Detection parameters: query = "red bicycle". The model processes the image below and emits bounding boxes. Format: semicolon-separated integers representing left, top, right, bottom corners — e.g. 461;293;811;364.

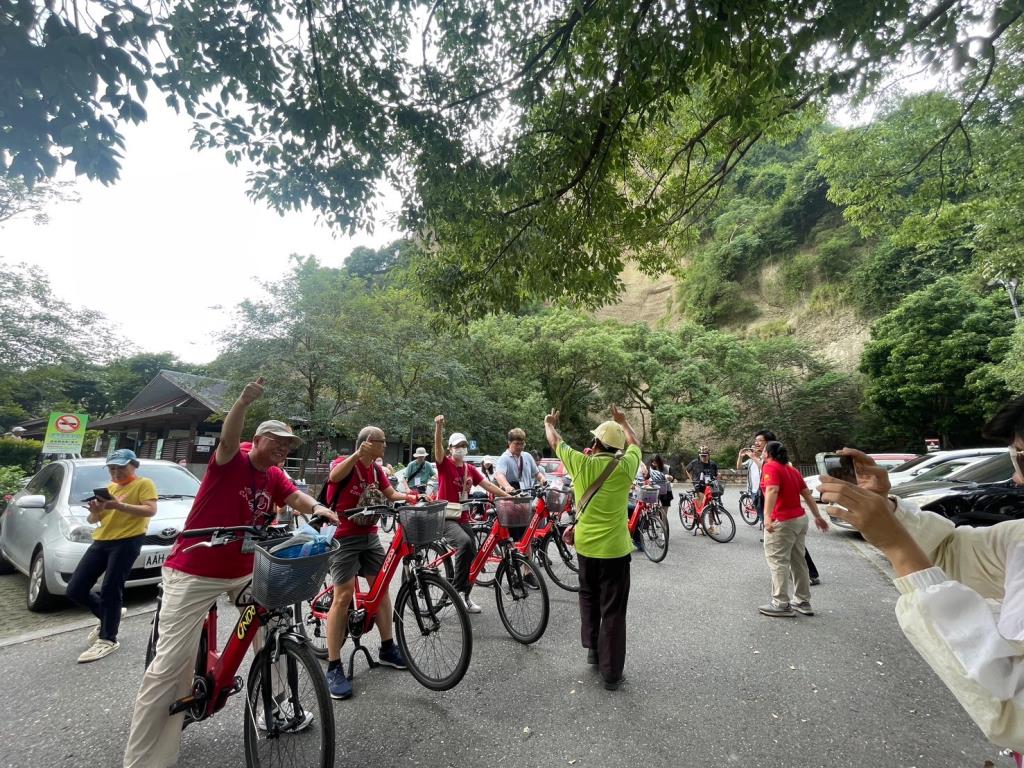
145;524;336;768
628;483;670;562
295;501;473;690
677;481;736;542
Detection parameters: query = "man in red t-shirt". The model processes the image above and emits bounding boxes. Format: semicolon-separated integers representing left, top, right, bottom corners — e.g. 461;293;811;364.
434;414;509;614
321;425;412;701
124;378;338;768
759;441;829;619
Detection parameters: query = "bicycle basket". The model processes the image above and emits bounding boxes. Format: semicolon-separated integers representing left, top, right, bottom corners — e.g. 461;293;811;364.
495;497;532;528
544;487;571;515
252;536;339;609
398;502;447;547
639;486;660;504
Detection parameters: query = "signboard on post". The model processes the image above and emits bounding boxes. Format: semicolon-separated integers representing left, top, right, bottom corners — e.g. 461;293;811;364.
469;439;478;451
41;412;89;454
925;438;941;453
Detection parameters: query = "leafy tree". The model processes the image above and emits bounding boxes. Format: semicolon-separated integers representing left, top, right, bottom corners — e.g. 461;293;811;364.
860;277;1014;447
9;0;1023;313
0;175;78;225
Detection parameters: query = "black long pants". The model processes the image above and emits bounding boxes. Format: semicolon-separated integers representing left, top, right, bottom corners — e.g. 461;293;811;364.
442;521;477;594
578;553;631;684
66;536;143;642
805;548;819;579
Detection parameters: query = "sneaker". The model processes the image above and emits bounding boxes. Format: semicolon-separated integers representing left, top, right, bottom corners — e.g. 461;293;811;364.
603;674;626;691
586;648;599;666
325;667;353;700
78;639;119;663
461;594;482;614
257;697;315;732
758;603;796;618
810;577;821;586
792;602;814;616
87;607;128;646
377;644;408;670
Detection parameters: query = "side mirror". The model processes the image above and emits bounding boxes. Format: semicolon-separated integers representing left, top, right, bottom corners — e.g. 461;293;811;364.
18;495;46;509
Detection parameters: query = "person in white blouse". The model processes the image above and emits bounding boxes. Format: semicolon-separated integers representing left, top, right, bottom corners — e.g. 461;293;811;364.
818;396;1024;757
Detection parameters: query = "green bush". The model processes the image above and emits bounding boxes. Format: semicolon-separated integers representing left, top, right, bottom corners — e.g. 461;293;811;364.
0;465;27;508
0;438;42;471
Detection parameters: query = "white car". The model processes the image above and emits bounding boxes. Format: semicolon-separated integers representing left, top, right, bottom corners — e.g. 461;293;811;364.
0;459;199;611
886;448;1007;489
803;453;919;501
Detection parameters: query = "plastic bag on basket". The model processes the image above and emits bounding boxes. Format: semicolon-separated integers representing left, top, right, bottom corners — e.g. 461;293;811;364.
271;529;331;559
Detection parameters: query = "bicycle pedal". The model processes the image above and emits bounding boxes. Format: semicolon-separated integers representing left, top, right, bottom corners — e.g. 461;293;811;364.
169;695;197;716
230;676;244;695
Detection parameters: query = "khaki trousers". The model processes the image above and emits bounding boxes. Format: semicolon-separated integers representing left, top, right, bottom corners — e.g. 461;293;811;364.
123;567;254;768
763;515;811;608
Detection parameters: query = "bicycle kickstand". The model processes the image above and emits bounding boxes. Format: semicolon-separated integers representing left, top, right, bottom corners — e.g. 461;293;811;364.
346;636;378;680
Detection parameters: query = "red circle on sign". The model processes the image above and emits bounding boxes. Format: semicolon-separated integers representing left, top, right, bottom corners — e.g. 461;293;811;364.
55;415;81;433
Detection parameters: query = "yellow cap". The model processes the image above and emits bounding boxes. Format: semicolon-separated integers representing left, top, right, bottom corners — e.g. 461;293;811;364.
591;421;626;450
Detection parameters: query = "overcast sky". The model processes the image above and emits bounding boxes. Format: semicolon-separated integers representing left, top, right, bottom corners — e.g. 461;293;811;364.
0;99;400;365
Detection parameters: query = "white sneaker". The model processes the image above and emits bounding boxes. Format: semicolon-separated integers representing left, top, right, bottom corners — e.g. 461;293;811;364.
461;594;482;614
78;639;119;663
86;607;128;646
257;698;315;732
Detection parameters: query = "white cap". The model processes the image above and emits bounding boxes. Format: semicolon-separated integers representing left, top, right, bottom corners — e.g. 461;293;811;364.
413;447;428;458
448;432;468;448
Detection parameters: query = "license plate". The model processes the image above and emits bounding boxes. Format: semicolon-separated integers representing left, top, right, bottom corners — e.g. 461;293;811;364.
144;552;167;569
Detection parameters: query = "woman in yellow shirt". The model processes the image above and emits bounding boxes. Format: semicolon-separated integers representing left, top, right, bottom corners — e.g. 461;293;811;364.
67;449;157;663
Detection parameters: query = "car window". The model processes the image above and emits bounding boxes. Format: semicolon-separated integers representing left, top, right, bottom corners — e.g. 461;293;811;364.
912;459;978;482
890;455;936;473
25;464;65;508
69;464;201;502
946;452;1013;483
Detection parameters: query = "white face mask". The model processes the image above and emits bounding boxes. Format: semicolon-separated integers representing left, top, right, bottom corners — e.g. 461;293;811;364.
452;447;468;459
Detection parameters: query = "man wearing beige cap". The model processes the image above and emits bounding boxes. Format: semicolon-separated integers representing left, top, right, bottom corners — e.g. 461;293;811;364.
123;378;339;768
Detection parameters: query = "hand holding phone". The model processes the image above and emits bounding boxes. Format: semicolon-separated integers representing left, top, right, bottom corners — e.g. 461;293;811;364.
816;453;857;484
93;487;114;501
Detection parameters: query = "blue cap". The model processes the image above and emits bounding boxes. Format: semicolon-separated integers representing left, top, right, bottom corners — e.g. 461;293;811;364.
106;448;138;466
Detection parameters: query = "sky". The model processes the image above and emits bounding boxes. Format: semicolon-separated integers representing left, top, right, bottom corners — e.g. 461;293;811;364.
0;99;400;365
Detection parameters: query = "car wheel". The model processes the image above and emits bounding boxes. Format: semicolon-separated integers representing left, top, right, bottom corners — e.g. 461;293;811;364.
27;549;58;612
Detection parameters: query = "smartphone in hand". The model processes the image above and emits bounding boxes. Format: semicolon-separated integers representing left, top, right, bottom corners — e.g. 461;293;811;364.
92;487;114;501
815;453;857;483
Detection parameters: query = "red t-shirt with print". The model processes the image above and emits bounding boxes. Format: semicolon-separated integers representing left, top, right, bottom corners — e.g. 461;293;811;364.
165;450;297;579
326;457;392;538
761;459;807;522
436;456;484;524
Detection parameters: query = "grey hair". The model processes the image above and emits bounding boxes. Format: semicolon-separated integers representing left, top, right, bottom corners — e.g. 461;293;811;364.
355;426;384;450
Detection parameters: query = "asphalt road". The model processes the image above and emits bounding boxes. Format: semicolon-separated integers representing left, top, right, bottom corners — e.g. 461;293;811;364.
0;487;1001;768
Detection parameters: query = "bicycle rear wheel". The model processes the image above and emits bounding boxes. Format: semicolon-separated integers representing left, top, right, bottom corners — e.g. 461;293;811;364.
739;493;759;526
293;581;333;660
494;551;549;644
701;502;736;543
243;636;335;768
394;570;472;691
678;495;696;530
541;532;580;592
640;507;669;563
472;526;499;588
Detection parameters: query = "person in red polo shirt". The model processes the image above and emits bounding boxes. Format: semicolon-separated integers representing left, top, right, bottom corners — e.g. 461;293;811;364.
123;378;338;768
759;440;829;618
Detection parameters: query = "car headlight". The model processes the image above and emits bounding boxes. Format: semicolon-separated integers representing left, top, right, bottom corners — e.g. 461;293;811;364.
59;515;96;543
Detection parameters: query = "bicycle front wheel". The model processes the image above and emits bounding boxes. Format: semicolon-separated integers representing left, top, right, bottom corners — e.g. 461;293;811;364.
701;502;736;543
395;570;472;691
293;581;333;660
541;532;580;592
739;493;759;526
678;496;696;530
640;507;669;563
494;551;550;644
243;636;335;768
